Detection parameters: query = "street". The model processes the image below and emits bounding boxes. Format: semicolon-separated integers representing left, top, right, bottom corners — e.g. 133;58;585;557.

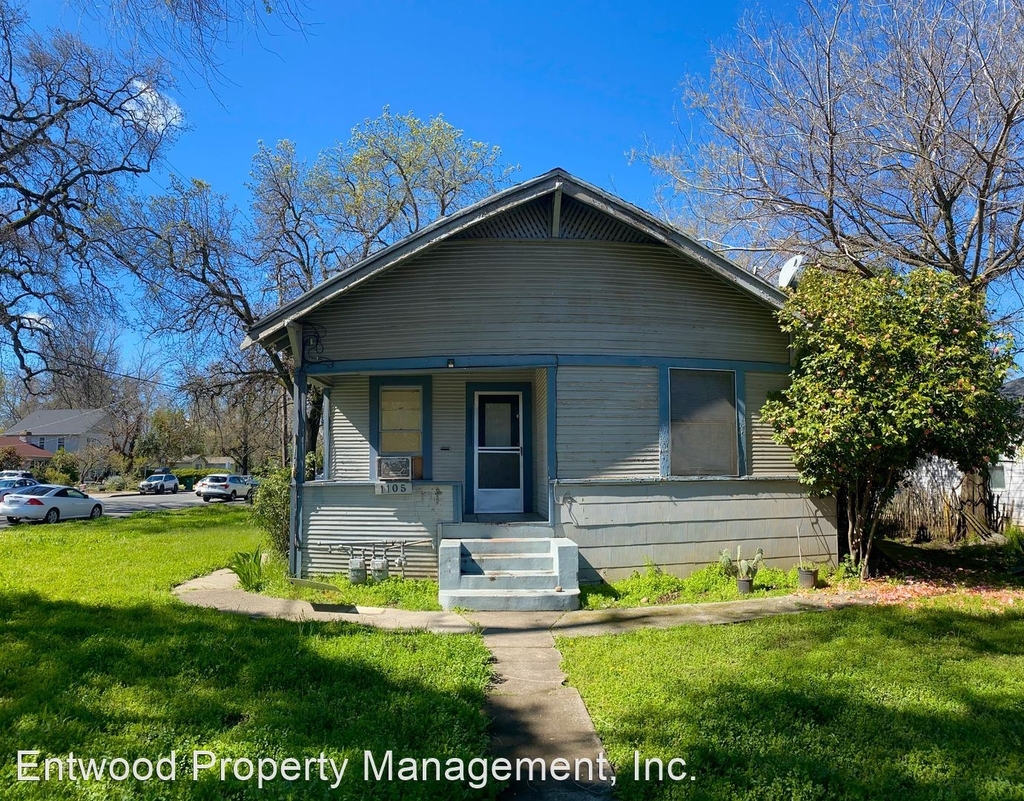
0;489;233;529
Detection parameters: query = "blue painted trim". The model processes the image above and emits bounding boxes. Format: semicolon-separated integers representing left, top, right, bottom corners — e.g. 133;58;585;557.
735;371;748;477
289;366;308;577
546;367;557;480
465;382;534;515
665;367;742;478
304;354;791;375
307;355;556;374
321;386;331;481
658;367;671;477
546;367;557;525
368;376;433;480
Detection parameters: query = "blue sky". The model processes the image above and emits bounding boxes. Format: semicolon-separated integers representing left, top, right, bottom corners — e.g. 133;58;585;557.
35;0;756;213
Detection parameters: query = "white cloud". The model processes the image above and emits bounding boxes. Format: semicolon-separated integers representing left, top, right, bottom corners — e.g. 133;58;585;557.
126;81;183;135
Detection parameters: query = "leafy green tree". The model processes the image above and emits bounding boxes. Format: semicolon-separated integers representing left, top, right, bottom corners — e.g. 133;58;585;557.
0;446;21;471
46;449;80;485
762;267;1022;577
138;408;201;468
108;109;515;466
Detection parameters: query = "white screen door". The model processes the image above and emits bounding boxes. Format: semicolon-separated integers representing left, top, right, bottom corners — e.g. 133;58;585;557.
474;393;523;513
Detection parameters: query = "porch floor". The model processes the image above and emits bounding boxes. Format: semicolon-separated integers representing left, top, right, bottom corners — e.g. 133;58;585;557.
463;512;547;524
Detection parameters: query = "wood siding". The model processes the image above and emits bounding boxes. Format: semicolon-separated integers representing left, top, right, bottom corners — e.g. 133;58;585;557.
746;372;798;476
300;483;455;578
556;366;660;479
305;240;789;363
330;375;370;480
553;480;836;581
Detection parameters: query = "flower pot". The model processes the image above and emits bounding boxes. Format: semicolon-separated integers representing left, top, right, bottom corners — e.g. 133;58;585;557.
736;577;754;594
798;568;818;590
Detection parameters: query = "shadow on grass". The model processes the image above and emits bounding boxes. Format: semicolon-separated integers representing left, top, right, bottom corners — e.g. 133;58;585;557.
561;604;1024;801
876;539;1024;590
0;592;495;800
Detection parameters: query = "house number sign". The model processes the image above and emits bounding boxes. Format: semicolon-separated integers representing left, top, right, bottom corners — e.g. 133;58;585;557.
375;482;412;495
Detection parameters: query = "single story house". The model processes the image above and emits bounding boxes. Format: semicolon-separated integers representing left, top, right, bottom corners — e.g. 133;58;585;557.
0;435;54;470
4;409;110;455
172;455;237;472
245;169;837;610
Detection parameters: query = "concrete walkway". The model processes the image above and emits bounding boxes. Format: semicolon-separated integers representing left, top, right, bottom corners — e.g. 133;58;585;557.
173;569;476;634
173;573;874;800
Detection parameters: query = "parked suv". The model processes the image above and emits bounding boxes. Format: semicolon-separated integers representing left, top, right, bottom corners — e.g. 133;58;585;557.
0;470;35;480
138;473;180;494
200;474;253;502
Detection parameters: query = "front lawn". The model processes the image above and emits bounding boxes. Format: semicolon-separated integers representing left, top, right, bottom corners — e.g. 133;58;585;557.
558;596;1024;800
0;507;494;800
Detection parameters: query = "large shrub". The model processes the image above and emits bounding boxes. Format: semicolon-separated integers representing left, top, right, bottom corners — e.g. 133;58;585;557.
249;468;290;557
763;267;1023;576
47;449;79;484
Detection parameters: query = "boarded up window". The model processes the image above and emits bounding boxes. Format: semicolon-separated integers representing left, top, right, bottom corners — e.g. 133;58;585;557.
670;370;738;476
379;387;424;479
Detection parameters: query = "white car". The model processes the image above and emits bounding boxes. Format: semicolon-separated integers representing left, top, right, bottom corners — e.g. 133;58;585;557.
2;484;104;524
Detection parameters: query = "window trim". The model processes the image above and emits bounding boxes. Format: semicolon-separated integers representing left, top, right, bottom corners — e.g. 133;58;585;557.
368;376;432;481
663;367;742;478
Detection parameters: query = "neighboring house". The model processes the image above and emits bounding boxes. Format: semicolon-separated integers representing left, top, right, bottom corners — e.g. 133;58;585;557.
3;409;110;455
0;435;54;470
172;455;237;472
245;169;837;610
897;378;1024;534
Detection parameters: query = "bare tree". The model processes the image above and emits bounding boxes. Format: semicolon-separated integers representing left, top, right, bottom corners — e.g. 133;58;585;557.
107;110;516;463
37;327;121;409
68;0;305;82
0;1;178;381
646;0;1024;286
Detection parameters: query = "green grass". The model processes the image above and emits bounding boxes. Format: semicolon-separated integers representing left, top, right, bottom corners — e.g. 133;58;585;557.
558;596;1024;800
0;507;494;799
579;562;814;609
259;552;443;611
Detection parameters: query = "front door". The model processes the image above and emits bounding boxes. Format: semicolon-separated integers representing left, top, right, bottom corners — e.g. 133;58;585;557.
474;393;523;513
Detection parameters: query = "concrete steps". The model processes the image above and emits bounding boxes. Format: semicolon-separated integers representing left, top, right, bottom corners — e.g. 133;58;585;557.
439;536;580;612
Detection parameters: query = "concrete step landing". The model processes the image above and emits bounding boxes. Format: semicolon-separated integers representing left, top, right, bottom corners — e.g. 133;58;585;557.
438;537;580;612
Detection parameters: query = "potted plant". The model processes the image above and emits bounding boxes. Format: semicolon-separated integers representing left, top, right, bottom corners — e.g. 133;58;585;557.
797;561;819;589
796;525;819;589
720;546;764;594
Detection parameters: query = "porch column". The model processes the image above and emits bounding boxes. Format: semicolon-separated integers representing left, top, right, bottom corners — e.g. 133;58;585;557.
287;322;307;577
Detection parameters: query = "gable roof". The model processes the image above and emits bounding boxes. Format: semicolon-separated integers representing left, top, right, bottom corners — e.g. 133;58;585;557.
5;409;109;436
244;168;787;352
0;435;53;459
1003;377;1024;400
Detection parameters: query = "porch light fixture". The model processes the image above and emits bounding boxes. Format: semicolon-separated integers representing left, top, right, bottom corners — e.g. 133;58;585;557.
447;358;455;368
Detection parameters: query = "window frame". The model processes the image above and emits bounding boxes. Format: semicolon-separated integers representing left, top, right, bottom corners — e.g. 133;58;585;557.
368;376;432;481
666;367;741;478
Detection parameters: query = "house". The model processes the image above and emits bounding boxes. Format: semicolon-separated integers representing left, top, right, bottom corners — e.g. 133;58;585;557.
0;435;54;470
3;409;109;455
172;455;237;472
245;169;837;610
